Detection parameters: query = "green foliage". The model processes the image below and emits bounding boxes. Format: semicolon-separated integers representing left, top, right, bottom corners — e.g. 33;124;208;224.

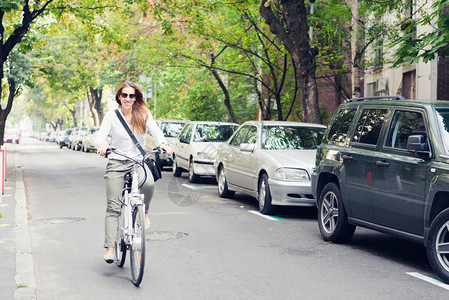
5;0;447;130
150;67;232;122
391;0;449;67
312;0;350;76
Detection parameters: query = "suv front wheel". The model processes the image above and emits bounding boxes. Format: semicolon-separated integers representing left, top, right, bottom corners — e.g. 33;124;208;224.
426;208;449;283
318;182;355;243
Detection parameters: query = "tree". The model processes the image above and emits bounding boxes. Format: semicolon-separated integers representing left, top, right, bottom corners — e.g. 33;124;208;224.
148;1;300;122
0;0;55;145
259;0;321;124
311;0;352;107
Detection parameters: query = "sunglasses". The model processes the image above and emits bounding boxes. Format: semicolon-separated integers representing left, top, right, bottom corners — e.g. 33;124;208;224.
120;92;136;99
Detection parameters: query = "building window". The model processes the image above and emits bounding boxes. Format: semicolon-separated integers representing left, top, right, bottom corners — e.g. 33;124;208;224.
374;40;383;70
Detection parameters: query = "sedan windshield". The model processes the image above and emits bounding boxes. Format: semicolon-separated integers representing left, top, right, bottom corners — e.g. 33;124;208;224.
262;126;325;150
193;124;237;142
161;122;185;137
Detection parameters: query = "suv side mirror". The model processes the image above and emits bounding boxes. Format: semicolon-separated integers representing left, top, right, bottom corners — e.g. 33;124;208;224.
180;137;190;144
407;135;431;158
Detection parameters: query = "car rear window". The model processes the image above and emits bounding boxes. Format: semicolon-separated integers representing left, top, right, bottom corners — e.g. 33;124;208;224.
352;108;388;145
327;108;356;142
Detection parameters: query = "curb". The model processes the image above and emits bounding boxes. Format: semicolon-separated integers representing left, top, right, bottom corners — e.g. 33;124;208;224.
14;159;36;299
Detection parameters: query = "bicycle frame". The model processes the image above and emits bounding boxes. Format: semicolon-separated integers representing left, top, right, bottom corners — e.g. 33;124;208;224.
118;164;145;249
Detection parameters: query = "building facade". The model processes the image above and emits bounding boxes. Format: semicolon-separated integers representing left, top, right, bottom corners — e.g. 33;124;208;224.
364;1;446;100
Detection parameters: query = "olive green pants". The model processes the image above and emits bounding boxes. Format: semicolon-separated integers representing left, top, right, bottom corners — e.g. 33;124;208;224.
103;159;155;248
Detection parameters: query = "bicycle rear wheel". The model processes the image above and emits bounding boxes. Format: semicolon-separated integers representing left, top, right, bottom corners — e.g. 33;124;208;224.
130;205;146;286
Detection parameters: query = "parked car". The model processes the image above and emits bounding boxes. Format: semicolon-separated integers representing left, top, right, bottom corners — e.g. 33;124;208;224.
172;121;238;182
81;127;99;152
58;128;73;148
71;127;87;151
68;127;79;149
4;128;20;144
312;96;449;284
144;119;188;168
215;121;326;214
49;131;57;143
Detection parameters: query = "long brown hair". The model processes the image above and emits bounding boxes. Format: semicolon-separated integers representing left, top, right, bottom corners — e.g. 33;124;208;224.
115;81;149;134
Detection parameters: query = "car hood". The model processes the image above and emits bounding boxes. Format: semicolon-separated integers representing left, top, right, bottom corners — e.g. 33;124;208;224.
264;149;317;171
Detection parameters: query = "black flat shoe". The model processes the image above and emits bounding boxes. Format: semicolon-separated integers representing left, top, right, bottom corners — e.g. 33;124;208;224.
103;253;114;264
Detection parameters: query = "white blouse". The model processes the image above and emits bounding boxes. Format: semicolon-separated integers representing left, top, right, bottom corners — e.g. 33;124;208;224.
95;108;166;161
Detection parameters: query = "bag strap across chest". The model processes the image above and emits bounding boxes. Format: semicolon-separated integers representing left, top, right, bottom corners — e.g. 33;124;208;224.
115;109;146;156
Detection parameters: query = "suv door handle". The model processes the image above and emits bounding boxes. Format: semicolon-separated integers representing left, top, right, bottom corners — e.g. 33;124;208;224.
376;160;390;167
342;154;353;162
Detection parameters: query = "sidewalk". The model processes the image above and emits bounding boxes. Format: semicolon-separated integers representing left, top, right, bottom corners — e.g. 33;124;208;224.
0;145;36;299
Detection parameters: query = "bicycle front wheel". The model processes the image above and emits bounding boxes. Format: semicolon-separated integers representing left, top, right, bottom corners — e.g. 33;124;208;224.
115;237;126;268
115;200;127;267
130;205;146;286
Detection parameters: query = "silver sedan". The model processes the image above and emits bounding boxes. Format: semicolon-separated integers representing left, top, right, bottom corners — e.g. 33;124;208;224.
214;120;326;215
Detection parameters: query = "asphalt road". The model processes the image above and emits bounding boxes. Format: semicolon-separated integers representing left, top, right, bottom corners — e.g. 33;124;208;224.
14;137;449;299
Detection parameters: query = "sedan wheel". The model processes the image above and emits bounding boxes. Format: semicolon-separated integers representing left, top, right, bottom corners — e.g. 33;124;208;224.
217;166;234;198
172;156;182;177
258;173;274;215
318;182;355;243
188;160;200;183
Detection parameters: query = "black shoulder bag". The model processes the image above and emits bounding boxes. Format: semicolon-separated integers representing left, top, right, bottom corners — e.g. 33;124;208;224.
115;109;162;182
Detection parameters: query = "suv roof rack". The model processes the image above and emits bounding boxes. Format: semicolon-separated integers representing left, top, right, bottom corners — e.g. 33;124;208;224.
346;96;406;102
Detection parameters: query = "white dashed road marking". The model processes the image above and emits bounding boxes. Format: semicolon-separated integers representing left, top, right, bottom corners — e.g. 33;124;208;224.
248;210;280;221
407;272;449;290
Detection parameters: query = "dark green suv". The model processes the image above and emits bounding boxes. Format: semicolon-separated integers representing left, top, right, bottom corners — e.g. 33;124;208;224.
311;96;449;283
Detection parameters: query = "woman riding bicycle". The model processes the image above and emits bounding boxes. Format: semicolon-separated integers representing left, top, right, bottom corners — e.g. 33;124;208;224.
96;81;173;263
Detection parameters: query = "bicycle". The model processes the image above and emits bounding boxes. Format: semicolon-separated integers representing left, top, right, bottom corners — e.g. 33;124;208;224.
105;147;163;286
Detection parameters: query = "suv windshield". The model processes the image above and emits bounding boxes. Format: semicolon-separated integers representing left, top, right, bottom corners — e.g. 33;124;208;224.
161;122;185;137
193;124;236;142
262;126;325;150
436;108;449;154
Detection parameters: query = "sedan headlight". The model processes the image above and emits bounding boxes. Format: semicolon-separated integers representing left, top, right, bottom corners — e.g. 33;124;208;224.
274;168;310;181
196;152;215;160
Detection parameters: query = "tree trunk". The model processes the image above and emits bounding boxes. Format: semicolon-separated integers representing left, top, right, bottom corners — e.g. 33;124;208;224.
0;79;17;146
260;0;322;124
89;87;103;125
209;68;239;123
351;0;361;98
70;109;78;128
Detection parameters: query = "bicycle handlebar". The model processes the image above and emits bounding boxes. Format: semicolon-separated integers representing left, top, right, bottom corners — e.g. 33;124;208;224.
104;147;165;159
104;147;165;189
